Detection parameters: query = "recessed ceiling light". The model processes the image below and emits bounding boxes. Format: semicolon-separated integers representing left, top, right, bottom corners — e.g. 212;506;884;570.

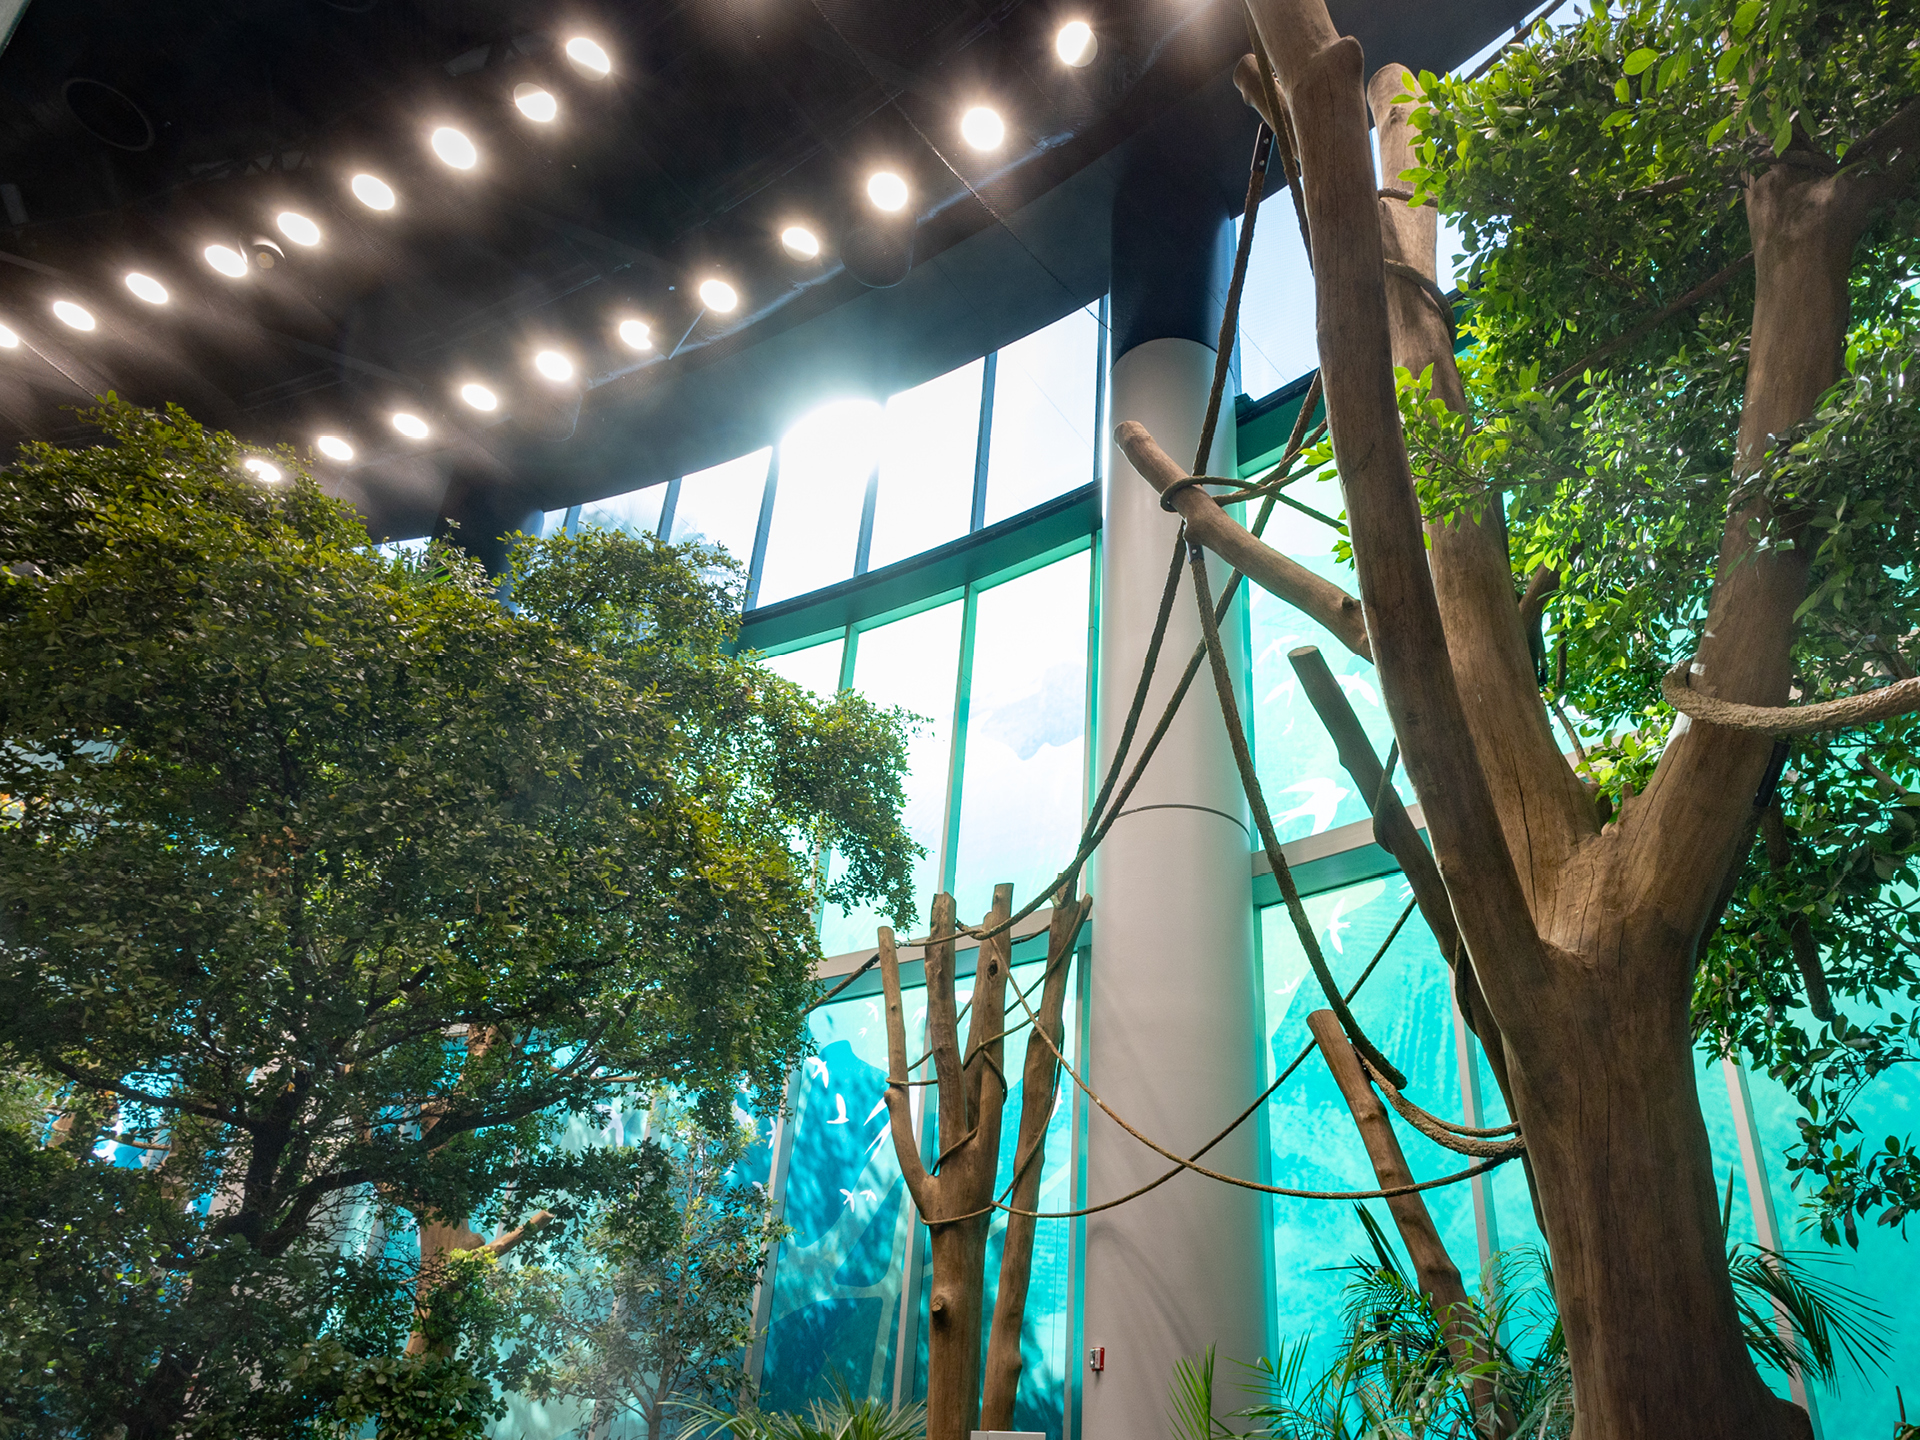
204;244;248;278
1056;20;1096;66
0;323;17;348
565;36;612;76
533;350;573;381
617;318;651;350
392;412;430;439
243;457;282;482
52;300;95;330
352;173;396;210
460;382;499;411
277;211;322;247
781;225;821;260
514;83;558;122
960;106;1005;152
430;127;479;169
315;435;354;461
697;278;738;313
125;272;169;304
866;170;909;212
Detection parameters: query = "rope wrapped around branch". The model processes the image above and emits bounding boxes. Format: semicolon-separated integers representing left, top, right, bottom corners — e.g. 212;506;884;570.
1663;661;1920;737
1362;1061;1527;1160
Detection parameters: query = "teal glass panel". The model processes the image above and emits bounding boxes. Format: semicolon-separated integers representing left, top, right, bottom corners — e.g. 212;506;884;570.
1235;209;1317;404
577;483;665;537
671;448;770;565
951;552;1091;924
869;360;983;572
762;637;845;699
1246;467;1414;844
1745;1052;1920;1431
760;982;928;1408
819;601;965;956
759;399;884;607
537;507;570;538
1259;879;1482;1378
983;308;1100;527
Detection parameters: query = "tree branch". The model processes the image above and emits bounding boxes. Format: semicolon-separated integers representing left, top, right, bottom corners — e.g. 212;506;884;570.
1113;421;1372;660
877;924;935;1214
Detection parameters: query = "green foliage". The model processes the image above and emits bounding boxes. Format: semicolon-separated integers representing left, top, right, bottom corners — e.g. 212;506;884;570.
292;1342;495;1440
0;400;917;1434
675;1384;928;1440
492;1101;782;1436
1168;1214;1887;1438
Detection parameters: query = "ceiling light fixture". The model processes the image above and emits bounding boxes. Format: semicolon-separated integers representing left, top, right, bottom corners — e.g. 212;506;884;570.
315;435;354;461
392;412;430;439
780;225;821;260
514;83;558;122
866;171;909;213
460;382;499;411
351;173;397;210
1056;20;1096;66
697;278;738;313
243;457;282;482
565;36;612;76
960;106;1005;152
430;126;479;169
204;244;249;278
533;349;573;381
52;300;95;330
617;318;651;350
0;323;17;348
125;272;169;304
277;211;322;246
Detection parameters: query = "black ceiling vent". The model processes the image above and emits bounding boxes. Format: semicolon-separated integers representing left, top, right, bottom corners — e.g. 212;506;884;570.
841;216;916;289
61;77;153;151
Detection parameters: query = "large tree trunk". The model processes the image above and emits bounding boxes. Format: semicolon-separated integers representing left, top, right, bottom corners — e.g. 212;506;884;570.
1173;8;1918;1436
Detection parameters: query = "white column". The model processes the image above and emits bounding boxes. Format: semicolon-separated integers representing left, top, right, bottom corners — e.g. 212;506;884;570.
1081;337;1265;1436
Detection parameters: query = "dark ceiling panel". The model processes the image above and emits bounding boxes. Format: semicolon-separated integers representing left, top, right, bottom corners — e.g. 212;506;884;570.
0;0;1531;538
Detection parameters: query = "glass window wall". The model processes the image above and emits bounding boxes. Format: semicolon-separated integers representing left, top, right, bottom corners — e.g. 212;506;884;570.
758;399;884;607
868;360;983;572
672;448;771;565
982;308;1101;528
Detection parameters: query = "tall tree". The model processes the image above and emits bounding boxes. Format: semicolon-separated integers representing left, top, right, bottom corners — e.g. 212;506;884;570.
1120;0;1920;1433
0;402;918;1438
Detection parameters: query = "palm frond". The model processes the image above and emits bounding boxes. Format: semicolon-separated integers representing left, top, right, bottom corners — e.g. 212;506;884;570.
1727;1243;1891;1384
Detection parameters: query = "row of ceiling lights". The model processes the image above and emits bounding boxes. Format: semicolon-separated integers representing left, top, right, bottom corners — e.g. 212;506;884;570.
3;19;1101;480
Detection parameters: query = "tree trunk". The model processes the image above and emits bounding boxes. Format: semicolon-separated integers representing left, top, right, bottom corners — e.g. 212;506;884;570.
980;893;1090;1431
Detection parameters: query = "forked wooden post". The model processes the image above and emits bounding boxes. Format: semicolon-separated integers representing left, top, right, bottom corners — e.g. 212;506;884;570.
877;886;1016;1440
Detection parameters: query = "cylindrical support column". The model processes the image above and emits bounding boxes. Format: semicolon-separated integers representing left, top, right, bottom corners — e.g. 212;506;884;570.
1082;139;1265;1436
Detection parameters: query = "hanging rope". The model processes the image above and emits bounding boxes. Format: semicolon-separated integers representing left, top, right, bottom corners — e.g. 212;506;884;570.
1663;660;1920;737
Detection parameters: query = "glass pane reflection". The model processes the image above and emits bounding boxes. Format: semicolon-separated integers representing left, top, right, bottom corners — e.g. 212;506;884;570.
983;308;1099;528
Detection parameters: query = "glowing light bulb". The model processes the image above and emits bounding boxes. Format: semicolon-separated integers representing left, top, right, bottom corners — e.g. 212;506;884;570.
781;225;820;260
315;435;354;461
392;412;430;439
697;278;738;313
866;171;909;212
352;173;396;210
566;36;612;75
0;323;17;347
460;382;498;411
1056;20;1095;66
205;245;248;277
52;300;95;330
533;350;573;382
430;127;478;169
514;84;558;122
125;272;169;304
277;211;322;246
243;457;282;482
960;106;1005;151
617;319;651;350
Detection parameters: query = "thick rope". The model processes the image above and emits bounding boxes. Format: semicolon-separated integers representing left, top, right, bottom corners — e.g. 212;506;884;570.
1663;661;1920;737
1365;1063;1525;1156
1188;539;1410;1089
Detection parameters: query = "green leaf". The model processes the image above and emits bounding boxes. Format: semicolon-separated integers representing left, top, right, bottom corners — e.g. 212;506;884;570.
1623;47;1659;76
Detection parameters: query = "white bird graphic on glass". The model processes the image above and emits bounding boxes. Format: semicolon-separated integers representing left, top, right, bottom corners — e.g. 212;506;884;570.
1274;776;1348;835
839;1187;877;1207
864;1097;887;1124
826;1093;850;1124
1336;672;1382;708
805;1056;830;1086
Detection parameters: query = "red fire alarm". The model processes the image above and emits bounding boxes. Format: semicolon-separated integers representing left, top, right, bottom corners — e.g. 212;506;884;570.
1088;1346;1105;1372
